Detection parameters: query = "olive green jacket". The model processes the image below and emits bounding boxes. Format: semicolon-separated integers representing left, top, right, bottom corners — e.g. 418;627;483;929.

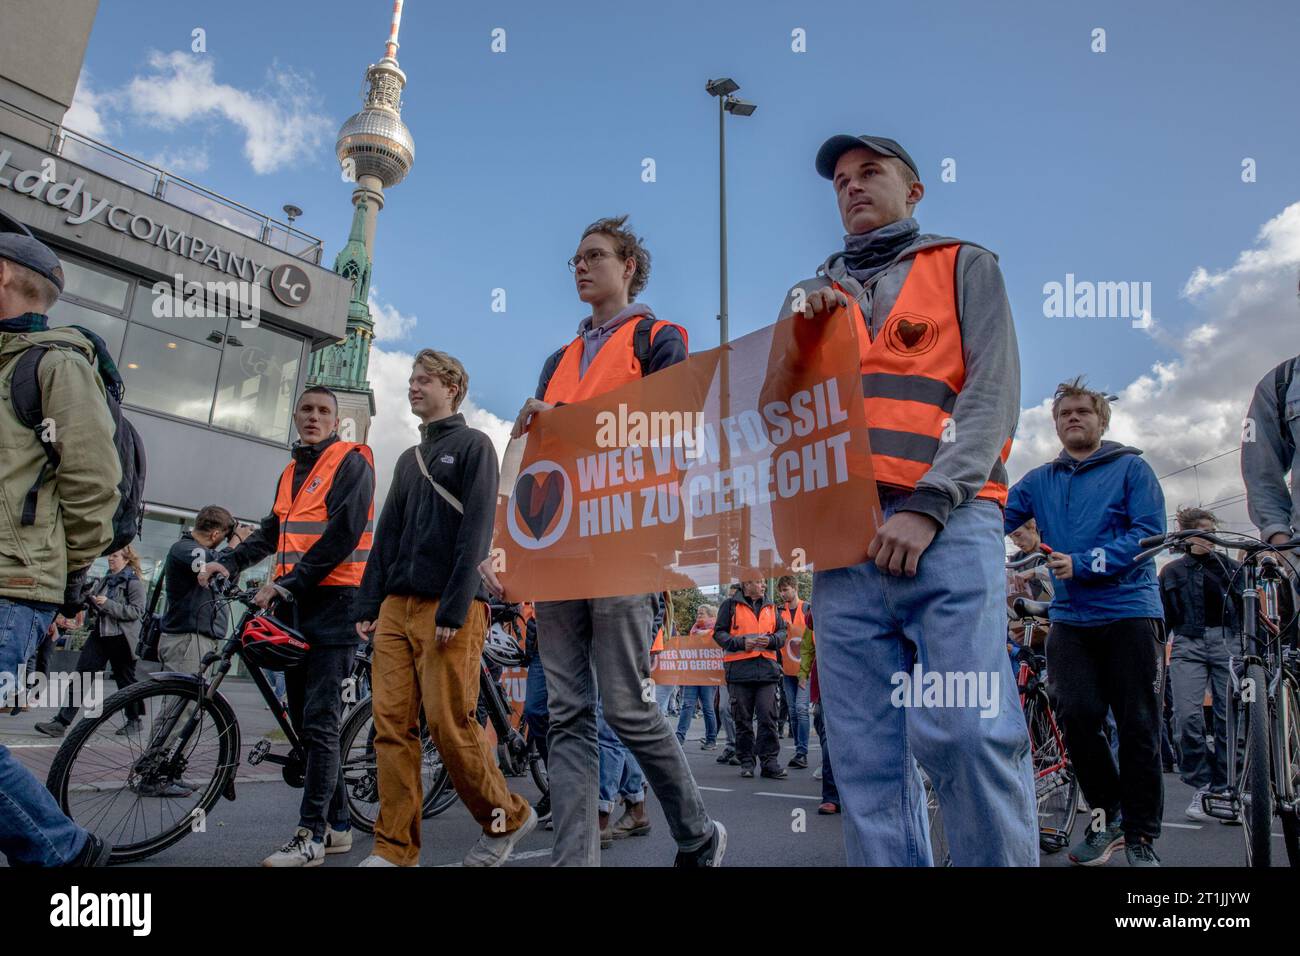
0;325;120;604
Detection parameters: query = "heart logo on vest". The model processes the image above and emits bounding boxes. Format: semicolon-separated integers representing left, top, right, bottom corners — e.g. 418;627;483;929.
506;460;573;550
883;312;939;356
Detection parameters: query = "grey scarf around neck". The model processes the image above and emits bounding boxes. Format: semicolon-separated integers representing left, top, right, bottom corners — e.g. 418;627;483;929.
842;217;919;285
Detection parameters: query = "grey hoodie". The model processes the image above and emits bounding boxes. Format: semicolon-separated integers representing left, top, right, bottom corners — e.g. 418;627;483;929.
777;230;1021;527
1242;355;1300;542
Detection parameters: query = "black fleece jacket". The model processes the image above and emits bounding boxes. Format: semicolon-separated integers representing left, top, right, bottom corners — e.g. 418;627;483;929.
354;414;498;629
218;434;374;644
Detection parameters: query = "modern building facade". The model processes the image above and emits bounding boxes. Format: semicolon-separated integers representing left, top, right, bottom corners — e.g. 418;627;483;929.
0;0;357;589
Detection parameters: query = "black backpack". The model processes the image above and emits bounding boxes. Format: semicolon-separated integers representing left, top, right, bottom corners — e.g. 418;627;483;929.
1275;359;1296;465
10;326;147;555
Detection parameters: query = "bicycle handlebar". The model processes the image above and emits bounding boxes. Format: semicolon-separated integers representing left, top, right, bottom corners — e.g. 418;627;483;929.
1133;529;1300;566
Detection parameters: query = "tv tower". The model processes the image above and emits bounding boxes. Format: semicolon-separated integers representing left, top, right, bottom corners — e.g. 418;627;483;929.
307;0;416;443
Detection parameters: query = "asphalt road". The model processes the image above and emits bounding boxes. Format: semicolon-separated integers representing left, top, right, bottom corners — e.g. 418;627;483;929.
1;683;1285;868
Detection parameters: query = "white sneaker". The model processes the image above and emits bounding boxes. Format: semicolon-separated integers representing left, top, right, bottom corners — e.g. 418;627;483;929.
463;806;538;867
813;766;823;780
1186;790;1211;822
262;827;324;867
324;826;353;855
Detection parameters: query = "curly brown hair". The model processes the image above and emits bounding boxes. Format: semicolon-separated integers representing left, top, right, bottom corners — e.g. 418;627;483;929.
580;215;651;298
1175;506;1217;531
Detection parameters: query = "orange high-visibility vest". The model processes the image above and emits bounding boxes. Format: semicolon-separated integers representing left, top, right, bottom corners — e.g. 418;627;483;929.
778;599;807;677
725;601;779;664
542;317;688;405
833;244;1011;506
272;441;375;587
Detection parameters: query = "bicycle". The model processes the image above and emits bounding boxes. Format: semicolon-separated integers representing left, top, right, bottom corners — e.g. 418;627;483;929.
1135;528;1300;867
338;641;455;833
46;584;334;863
338;602;548;832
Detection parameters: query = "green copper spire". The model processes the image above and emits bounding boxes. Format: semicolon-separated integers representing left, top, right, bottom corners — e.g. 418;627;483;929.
307;199;375;398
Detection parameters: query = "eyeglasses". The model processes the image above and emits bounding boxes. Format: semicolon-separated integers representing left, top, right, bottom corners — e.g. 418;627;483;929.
567;249;620;272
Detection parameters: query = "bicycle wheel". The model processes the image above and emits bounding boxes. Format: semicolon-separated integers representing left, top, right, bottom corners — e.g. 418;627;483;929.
921;771;952;867
46;677;239;864
528;737;549;797
1240;662;1273;867
339;697;451;833
1025;690;1079;853
1278;676;1300;866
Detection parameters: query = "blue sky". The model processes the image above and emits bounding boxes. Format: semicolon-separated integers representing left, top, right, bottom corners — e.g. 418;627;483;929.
71;0;1300;522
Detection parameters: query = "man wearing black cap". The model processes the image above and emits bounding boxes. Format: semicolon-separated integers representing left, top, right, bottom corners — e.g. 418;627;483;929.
0;217;119;866
778;135;1036;866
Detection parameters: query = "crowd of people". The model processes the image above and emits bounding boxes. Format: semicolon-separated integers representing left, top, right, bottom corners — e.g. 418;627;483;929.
0;128;1297;869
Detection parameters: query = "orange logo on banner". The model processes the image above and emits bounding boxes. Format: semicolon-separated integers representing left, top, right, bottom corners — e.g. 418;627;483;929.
652;624;725;686
492;311;881;601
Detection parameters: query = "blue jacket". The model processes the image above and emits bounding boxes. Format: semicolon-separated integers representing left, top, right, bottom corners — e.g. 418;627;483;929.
1004;441;1166;625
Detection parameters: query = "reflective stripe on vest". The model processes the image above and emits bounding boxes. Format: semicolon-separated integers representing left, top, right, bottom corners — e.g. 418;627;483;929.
541;317;689;406
272;441;376;587
725;601;778;664
835;244;1011;506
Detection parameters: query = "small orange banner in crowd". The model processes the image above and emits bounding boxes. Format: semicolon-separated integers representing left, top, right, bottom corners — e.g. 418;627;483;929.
490;311;881;602
652;626;725;686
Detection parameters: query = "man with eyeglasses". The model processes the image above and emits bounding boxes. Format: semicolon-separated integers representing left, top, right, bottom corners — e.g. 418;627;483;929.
482;215;725;867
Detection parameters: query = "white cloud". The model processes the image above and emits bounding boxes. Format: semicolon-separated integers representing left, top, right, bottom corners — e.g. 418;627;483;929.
144;147;210;177
118;51;331;175
365;345;512;508
1010;201;1300;533
367;287;417;342
65;70;111;140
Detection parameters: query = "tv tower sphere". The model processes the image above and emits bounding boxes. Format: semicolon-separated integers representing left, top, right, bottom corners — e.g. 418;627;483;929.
335;1;415;189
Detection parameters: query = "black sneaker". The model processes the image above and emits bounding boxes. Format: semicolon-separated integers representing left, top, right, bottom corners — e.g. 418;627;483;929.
34;720;67;738
787;754;808;769
739;767;755;778
65;833;111;867
534;794;551;826
1125;841;1161;867
716;748;735;764
761;767;789;780
673;821;727;867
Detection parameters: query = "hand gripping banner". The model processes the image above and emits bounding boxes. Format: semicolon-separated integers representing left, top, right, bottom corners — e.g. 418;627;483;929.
489;309;882;601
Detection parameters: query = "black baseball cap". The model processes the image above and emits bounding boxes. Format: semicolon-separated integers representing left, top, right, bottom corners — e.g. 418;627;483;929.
815;134;919;182
0;210;64;292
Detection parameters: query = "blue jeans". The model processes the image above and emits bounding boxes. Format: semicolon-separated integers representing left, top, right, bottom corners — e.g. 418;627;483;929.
596;696;645;813
814;492;1038;866
782;674;810;757
0;599;90;866
675;685;718;744
523;645;549;764
653;682;675;715
813;700;840;805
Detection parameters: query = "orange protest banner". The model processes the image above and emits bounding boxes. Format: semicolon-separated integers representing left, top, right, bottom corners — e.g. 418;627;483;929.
651;624;725;686
490;310;880;601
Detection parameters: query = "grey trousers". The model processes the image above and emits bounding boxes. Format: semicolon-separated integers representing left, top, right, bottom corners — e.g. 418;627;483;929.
717;682;736;747
535;594;713;865
1169;626;1230;791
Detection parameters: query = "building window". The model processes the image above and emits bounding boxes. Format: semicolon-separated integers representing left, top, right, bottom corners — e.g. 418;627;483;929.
119;322;221;423
47;298;127;356
211;319;303;443
60;258;130;313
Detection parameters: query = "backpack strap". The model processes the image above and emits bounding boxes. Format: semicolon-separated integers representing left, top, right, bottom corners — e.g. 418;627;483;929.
10;345;60;527
1275;359;1296;464
633;316;656;377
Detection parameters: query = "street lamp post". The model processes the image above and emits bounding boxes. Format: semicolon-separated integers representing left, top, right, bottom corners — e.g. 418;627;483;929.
704;78;756;348
704;79;756;589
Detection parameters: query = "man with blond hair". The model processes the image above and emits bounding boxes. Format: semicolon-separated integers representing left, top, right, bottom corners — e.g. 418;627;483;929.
1004;377;1167;867
354;349;535;867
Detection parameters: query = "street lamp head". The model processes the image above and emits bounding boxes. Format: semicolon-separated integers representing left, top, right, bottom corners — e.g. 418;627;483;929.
706;77;740;97
724;97;757;117
282;204;303;223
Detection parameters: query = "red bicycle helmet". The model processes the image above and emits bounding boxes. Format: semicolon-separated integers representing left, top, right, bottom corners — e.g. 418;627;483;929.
240;612;310;670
